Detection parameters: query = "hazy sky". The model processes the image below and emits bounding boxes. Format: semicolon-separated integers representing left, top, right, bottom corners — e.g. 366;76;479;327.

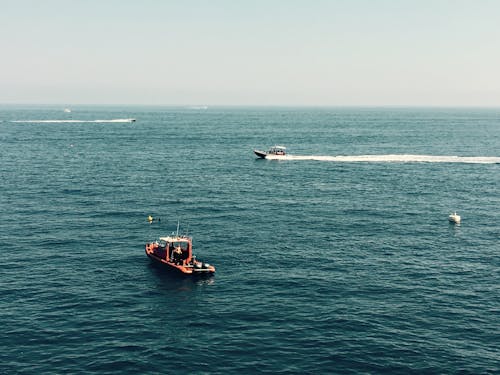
1;0;499;106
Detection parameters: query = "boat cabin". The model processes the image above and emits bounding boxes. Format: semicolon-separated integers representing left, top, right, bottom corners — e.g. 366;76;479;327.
269;145;286;155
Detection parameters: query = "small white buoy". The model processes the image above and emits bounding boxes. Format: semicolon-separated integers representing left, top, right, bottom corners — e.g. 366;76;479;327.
448;212;461;224
147;215;153;223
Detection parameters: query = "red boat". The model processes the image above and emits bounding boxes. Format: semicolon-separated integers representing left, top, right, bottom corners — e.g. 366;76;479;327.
145;233;215;275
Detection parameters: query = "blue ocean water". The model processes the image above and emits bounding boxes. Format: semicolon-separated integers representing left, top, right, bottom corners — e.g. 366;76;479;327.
1;106;499;374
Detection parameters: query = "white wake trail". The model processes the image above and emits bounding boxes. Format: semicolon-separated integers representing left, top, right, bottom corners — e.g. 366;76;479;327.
269;154;500;164
11;118;136;123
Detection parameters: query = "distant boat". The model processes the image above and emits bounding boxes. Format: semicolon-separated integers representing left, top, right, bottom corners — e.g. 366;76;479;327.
448;212;461;224
92;118;136;123
254;145;287;159
64;108;71;113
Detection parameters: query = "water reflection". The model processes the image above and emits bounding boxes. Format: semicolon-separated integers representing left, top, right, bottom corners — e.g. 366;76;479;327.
147;262;215;293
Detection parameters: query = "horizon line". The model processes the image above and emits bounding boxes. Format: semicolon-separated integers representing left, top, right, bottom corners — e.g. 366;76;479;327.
1;102;500;109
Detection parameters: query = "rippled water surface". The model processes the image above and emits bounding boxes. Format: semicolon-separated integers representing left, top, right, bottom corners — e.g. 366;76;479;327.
1;106;499;374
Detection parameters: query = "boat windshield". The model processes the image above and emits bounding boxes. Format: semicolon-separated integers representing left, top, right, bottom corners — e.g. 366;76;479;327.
269;146;286;154
170;240;189;250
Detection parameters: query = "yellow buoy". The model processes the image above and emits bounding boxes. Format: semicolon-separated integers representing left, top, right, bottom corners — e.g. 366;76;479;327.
147;215;153;222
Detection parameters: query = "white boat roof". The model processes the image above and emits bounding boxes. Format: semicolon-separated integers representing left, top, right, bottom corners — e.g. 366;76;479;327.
159;235;191;243
272;145;286;149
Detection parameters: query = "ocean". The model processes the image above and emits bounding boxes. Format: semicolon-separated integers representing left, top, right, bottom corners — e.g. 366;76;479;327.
1;106;499;374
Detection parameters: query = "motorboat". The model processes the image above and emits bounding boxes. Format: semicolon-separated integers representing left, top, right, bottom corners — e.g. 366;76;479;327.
448;212;461;224
145;228;215;275
254;145;287;159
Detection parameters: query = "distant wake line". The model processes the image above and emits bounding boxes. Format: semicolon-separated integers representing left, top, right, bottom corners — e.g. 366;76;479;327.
11;119;136;123
267;154;500;164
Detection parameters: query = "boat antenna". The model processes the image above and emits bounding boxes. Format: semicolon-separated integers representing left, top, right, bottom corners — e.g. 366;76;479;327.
176;220;180;236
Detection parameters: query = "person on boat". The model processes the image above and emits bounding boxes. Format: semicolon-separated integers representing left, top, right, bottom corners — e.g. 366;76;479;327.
173;246;183;264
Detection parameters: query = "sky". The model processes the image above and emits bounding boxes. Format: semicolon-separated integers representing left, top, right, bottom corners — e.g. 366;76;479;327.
1;0;500;106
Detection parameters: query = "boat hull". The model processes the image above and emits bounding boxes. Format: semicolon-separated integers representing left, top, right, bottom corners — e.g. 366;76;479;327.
254;149;267;159
145;247;215;276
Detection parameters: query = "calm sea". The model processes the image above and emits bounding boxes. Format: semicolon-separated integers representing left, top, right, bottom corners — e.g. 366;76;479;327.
1;106;499;374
